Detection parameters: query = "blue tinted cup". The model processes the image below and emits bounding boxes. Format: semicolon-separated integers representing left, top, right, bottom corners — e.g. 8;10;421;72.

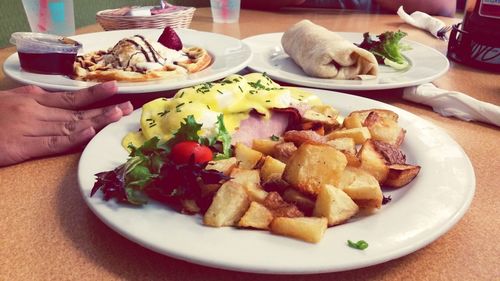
22;0;75;36
210;0;241;23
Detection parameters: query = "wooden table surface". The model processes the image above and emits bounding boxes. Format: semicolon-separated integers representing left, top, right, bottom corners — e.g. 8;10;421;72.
1;7;499;281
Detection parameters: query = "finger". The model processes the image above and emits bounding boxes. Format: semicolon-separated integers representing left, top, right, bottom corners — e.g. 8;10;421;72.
26;106;124;136
34;81;118;109
37;101;133;122
10;84;48;95
19;127;96;160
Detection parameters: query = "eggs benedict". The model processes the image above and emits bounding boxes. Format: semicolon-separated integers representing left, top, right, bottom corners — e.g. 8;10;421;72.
122;73;323;149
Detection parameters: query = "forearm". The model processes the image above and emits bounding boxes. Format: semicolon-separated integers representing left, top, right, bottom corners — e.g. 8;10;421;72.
376;0;456;17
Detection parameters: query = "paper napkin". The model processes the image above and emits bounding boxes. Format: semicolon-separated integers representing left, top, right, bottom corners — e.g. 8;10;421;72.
397;6;447;38
403;83;500;127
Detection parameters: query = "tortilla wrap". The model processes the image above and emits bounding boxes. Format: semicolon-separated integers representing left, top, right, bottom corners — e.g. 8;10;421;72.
281;20;378;80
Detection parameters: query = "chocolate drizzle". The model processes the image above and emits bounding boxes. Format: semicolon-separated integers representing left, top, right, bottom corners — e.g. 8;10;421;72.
124;38;152;62
76;34;189;75
134;35;162;63
126;52;144;68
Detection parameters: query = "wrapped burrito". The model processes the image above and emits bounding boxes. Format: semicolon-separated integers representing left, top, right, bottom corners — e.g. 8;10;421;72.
281;20;378;80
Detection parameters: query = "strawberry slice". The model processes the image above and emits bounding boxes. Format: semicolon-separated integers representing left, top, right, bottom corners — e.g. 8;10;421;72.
158;26;183;51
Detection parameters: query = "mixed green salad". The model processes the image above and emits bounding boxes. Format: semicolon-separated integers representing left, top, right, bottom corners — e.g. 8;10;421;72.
358;30;412;70
91;115;232;213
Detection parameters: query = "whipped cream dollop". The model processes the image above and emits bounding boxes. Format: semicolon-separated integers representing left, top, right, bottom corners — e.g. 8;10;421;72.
104;35;188;70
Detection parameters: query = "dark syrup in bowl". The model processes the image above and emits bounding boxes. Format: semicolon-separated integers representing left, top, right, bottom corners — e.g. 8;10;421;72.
18;52;76;75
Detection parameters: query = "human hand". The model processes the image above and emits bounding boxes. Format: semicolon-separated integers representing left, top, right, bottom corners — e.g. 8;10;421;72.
0;81;133;166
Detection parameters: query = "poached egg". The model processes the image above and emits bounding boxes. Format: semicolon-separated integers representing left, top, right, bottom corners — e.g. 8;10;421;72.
122;73;322;149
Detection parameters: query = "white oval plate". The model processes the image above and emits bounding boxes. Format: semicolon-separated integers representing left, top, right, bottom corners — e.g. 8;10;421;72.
3;28;252;94
242;33;449;91
78;88;474;274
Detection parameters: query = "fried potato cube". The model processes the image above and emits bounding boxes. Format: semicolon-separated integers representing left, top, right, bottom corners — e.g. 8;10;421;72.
230;168;260;188
364;112;406;146
282;188;315;214
337;167;383;209
371;140;406;165
263;192;304;218
262;174;290;193
245;185;269;203
358;140;389;183
272;142;297;164
252;138;281;155
270;217;328;243
343;152;362;167
238;201;274;229
283;144;347;195
260;156;286;183
204;181;250;227
302;105;339;126
343;109;398;129
230;168;268;202
325;139;360;168
283;130;326;146
313;184;359;226
326;127;371;144
235;143;263;169
327;137;356;155
384;164;421;188
205;157;238;176
342;113;365;129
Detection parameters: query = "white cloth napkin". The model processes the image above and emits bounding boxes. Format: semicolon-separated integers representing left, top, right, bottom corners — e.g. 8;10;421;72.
403;83;500;127
397;6;446;38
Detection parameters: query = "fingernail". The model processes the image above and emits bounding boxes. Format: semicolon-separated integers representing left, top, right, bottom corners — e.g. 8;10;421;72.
81;127;96;138
105;106;119;116
117;101;133;113
100;81;117;91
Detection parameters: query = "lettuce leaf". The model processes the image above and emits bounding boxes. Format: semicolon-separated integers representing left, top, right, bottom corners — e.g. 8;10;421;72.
358;30;411;69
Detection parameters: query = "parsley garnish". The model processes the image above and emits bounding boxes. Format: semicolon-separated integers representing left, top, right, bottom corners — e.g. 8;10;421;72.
270;135;280;141
347;240;369;250
146;118;157;128
158;110;169;117
248;79;265;90
175;102;185;112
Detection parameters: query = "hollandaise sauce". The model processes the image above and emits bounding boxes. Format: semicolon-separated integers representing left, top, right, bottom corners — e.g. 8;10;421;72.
122;73;322;149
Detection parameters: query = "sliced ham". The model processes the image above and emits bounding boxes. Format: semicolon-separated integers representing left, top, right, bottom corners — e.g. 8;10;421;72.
231;111;290;146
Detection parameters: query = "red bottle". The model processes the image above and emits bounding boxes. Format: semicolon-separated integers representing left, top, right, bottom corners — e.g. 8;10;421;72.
447;0;500;72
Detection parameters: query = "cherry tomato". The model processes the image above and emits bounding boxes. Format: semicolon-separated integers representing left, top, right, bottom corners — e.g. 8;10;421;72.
170;141;213;164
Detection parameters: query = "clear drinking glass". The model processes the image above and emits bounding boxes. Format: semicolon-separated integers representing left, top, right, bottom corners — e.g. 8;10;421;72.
210;0;241;23
22;0;75;36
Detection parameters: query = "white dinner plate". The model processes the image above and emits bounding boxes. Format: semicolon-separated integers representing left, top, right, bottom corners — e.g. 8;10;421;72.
78;88;474;274
3;28;252;94
242;33;449;91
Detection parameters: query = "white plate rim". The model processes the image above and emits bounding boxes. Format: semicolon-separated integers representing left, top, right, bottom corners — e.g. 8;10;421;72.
78;87;474;274
242;32;450;91
3;28;253;94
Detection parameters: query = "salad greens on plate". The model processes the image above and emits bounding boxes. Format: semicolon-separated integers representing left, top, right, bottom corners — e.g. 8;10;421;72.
91;114;232;212
358;30;412;70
